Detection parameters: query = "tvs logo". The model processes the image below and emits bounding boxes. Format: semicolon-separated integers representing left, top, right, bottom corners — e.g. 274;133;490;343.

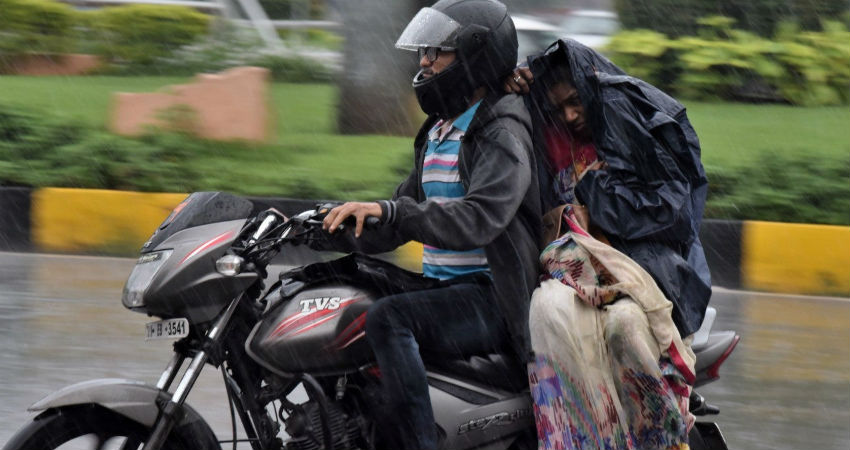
299;297;342;313
268;296;363;339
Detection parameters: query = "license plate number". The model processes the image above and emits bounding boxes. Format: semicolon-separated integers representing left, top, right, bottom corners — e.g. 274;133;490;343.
145;318;189;341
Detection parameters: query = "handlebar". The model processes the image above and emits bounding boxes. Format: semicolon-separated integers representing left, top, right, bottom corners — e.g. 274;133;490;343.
312;203;383;232
230;204;384;265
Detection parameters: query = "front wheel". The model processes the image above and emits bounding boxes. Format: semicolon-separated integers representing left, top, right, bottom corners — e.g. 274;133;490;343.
3;404;189;450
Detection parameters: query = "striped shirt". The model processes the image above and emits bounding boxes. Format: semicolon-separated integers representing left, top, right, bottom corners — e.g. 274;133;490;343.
421;100;490;280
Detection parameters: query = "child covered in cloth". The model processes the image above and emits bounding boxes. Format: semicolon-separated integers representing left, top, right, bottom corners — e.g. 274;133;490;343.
529;206;696;450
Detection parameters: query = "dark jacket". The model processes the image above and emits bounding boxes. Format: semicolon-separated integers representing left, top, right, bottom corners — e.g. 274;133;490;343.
527;40;712;336
326;92;542;360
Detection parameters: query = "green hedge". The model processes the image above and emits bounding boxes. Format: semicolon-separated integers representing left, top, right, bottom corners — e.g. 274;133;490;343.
606;17;850;105
0;104;200;192
705;152;850;226
82;4;211;68
140;21;335;82
0;2;333;82
0;0;77;55
614;0;850;37
259;0;326;20
2;100;847;226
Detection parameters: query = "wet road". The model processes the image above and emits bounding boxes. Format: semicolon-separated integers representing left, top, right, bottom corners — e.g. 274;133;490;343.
1;252;848;449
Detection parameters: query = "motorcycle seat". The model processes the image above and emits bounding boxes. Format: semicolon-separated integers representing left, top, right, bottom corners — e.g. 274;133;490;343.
424;351;528;393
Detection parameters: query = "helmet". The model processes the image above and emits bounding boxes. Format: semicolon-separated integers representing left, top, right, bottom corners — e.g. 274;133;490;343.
396;0;518;119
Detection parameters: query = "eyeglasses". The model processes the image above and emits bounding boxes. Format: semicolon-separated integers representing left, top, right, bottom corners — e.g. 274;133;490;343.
418;47;443;63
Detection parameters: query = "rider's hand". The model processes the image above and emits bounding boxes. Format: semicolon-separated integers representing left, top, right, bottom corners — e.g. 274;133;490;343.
503;67;534;94
323;202;382;238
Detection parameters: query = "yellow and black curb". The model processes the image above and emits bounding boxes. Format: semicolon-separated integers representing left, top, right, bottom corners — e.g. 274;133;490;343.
1;187;847;296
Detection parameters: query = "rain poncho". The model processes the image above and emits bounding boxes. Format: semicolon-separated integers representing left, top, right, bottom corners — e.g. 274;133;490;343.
526;39;712;336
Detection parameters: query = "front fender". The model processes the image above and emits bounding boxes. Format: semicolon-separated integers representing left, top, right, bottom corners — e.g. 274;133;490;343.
29;378;220;449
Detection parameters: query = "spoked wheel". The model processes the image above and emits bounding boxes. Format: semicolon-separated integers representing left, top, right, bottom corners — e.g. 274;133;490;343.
4;404;189;450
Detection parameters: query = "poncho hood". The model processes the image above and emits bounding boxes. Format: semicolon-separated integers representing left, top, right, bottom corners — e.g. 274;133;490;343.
526;39;712;336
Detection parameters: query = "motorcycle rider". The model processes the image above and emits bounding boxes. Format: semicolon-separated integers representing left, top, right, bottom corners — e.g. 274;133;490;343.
318;0;541;448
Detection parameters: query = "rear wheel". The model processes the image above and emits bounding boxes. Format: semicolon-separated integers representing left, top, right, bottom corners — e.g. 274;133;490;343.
506;427;538;450
689;421;730;450
4;404;189;450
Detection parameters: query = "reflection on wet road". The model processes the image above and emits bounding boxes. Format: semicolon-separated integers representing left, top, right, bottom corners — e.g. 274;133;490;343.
1;252;848;449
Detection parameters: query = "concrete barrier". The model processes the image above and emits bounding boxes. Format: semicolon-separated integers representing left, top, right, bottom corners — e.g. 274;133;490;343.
111;67;271;142
0;187;847;296
742;221;850;294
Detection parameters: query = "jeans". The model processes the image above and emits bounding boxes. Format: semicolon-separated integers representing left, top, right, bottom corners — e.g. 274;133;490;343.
365;277;507;450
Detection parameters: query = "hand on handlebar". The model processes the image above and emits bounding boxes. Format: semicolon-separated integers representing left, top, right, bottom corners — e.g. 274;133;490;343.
322;202;383;238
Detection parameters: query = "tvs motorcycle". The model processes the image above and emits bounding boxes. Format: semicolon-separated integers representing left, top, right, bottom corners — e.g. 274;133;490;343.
3;192;739;450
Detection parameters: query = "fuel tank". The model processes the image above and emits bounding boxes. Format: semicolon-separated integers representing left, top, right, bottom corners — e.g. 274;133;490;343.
246;283;378;375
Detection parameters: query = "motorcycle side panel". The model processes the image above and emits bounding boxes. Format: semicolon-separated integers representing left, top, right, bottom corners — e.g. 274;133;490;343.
430;381;533;450
247;284;378;374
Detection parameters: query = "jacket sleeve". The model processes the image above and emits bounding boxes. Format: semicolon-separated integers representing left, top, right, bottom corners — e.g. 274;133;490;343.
309;165;420;255
575;98;694;243
383;125;533;251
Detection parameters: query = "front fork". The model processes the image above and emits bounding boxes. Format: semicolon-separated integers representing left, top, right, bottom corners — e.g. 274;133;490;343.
141;295;244;450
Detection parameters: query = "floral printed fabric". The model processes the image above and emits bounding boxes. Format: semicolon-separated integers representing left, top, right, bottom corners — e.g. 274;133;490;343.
528;213;695;450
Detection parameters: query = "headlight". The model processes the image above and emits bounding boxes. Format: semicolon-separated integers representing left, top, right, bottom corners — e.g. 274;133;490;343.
122;250;173;309
216;254;244;276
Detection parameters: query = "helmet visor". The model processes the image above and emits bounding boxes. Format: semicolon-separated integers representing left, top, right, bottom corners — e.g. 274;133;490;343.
395;7;461;51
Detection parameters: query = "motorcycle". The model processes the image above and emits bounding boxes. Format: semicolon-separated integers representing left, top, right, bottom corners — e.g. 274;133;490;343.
3;192;739;450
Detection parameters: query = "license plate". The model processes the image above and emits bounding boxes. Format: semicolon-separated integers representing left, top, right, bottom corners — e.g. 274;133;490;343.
145;318;189;341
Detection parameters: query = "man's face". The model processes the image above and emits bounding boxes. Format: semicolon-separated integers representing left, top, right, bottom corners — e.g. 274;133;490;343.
419;47;457;78
547;81;588;139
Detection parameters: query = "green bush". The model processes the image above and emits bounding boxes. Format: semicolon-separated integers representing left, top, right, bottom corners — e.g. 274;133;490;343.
606;17;850;105
0;0;77;55
705;152;850;226
0;104;200;192
101;20;335;82
259;0;326;20
772;21;850;105
675;16;785;101
604;30;679;89
614;0;709;37
250;54;333;82
615;0;850;37
83;4;211;68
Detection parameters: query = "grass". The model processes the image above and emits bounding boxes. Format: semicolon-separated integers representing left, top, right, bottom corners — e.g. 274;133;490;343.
0;76;190;126
683;101;850;165
0;75;848;203
0;76;410;200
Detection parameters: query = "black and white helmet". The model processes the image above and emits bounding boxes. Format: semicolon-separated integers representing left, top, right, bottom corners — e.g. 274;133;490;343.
396;0;518;118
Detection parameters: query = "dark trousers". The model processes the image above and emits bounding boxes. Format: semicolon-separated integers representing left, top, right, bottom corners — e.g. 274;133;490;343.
365;278;507;450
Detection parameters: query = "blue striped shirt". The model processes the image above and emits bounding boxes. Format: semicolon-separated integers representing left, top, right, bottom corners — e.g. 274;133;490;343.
421;101;490;280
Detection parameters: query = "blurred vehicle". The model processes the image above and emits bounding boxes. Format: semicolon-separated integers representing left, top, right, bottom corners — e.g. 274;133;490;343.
512;14;562;60
558;9;620;50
